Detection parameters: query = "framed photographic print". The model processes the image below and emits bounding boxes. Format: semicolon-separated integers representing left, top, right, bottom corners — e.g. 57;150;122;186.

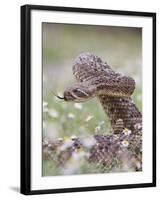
21;4;156;195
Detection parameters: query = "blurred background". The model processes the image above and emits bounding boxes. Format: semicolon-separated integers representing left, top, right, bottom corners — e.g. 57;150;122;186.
42;23;142;176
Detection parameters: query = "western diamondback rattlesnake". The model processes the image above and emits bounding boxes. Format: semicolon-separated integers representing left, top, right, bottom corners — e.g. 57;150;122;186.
43;52;142;172
63;52;142;133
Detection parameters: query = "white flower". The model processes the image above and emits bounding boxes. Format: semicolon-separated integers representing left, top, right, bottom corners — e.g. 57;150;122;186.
68;113;75;119
43;101;49;112
123;128;132;136
70;135;78;140
95;125;101;132
43;101;48;108
85;115;94;122
74;103;82;110
48;109;59;118
121;140;129;147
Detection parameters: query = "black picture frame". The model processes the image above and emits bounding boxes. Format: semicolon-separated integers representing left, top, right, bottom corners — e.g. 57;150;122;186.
21;4;156;195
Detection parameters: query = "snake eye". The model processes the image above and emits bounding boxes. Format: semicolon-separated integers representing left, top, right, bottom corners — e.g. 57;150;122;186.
72;88;88;98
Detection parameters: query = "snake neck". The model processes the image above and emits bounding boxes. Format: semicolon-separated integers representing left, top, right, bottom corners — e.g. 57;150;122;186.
98;95;142;132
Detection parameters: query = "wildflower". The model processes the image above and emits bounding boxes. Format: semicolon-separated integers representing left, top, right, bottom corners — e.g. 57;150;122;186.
68;113;75;119
85;115;94;122
74;103;82;110
70;135;78;140
121;140;129;147
43;101;48;112
48;109;59;118
43;101;48;107
95;125;101;132
123;128;132;136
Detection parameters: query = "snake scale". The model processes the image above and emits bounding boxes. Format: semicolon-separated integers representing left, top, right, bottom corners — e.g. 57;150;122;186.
43;52;142;172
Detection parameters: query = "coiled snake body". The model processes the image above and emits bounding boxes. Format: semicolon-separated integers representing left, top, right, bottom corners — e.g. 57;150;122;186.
63;52;142;133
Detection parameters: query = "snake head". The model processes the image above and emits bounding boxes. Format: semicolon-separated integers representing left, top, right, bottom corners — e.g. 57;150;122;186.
73;52;136;97
63;83;96;102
